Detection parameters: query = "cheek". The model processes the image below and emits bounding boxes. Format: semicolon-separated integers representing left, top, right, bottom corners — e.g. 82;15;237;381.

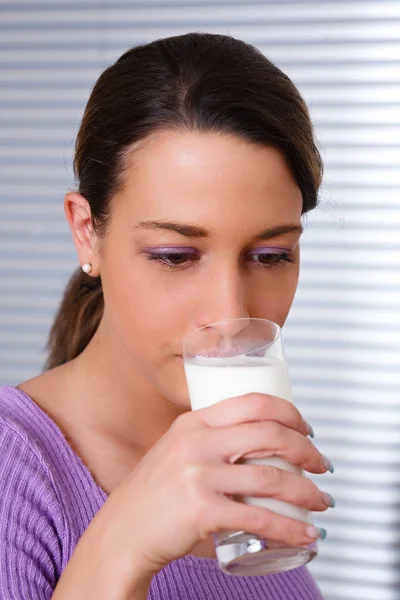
102;251;188;352
277;264;300;324
250;263;300;326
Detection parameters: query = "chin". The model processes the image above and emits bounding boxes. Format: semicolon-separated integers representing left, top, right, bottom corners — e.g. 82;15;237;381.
156;363;191;410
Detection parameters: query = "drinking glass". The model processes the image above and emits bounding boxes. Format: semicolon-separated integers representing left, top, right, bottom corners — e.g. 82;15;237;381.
182;318;318;576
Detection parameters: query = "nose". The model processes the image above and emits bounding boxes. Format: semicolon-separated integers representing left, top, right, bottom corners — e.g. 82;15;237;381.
197;264;249;336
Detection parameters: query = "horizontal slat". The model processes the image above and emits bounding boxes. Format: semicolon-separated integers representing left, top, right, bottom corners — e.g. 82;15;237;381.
0;351;47;364
0;298;65;310
0;258;75;271
310;560;397;585
2;124;400;147
312;522;399;546
313;506;400;528
321;147;399;166
296;289;400;307
7;104;400;125
2;63;400;86
0;127;75;141
0;221;72;234
313;483;400;504
308;582;395;600
314;444;400;466
301;246;400;266
3;43;400;66
316;544;398;567
2;163;400;186
0;275;72;290
2;248;400;280
2;3;400;26
1;0;396;7
290;345;399;367
292;385;399;408
0;314;51;326
296;267;400;286
0;331;49;345
3;80;398;99
289;306;399;325
292;403;400;427
1;20;400;47
2;144;399;168
0;204;65;216
312;105;400;124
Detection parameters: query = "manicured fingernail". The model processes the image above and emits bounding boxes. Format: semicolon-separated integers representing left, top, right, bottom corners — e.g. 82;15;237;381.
321;492;336;508
304;420;315;438
306;526;327;540
322;455;335;473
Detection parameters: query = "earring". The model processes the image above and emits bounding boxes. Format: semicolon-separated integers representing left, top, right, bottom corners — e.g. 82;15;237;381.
82;263;92;274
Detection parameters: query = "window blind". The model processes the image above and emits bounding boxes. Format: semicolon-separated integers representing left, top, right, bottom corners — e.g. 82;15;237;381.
1;2;399;598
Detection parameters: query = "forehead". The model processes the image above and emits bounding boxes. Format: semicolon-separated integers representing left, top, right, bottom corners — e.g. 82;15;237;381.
114;130;303;226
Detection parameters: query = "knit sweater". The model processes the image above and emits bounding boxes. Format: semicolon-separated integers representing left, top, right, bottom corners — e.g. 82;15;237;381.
0;385;323;599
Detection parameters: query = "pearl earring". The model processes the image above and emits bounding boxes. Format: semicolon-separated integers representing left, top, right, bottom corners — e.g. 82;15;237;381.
82;263;92;274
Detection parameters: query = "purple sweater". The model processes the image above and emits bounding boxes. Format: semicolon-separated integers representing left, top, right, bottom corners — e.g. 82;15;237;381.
0;385;323;599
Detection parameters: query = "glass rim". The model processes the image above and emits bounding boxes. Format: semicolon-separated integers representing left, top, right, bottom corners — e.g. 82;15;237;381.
181;318;282;353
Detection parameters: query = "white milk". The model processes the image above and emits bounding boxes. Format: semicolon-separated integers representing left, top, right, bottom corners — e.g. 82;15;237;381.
184;356;312;524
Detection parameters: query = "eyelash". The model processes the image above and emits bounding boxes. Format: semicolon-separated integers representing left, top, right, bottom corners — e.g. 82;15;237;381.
144;251;294;270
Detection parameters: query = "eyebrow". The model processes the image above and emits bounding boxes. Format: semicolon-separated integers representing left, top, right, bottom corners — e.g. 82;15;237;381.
134;220;209;238
133;220;303;240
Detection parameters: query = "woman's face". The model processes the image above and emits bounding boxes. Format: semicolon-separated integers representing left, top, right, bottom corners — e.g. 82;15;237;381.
98;131;303;406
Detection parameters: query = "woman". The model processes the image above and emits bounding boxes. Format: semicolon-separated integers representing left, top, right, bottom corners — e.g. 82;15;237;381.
0;33;333;599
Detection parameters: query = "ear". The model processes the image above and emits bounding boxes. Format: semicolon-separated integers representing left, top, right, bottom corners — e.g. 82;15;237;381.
64;192;100;276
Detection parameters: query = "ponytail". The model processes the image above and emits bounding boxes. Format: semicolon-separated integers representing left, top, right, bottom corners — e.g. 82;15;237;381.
44;268;103;370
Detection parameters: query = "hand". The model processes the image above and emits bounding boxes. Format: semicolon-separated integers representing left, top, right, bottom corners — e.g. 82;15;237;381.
97;392;332;578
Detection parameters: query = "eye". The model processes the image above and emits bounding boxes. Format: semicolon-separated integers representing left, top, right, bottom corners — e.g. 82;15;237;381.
246;250;294;268
144;250;200;269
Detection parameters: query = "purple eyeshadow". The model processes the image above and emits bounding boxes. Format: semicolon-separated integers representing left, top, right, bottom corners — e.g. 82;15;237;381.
144;246;199;254
248;247;289;255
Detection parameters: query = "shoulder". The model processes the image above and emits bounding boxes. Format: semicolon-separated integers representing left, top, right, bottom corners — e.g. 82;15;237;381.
0;384;106;507
0;384;60;456
0;386;66;596
0;384;106;593
0;384;107;526
0;384;71;490
0;385;66;523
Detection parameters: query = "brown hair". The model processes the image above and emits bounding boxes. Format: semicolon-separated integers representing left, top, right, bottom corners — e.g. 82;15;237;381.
45;32;323;370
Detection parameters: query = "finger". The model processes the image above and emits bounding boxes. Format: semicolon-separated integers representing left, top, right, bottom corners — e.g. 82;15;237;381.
203;421;328;474
204;495;323;548
193;393;310;437
206;463;333;512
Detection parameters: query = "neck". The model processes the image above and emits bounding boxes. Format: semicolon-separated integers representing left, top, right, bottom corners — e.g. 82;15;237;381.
63;316;186;461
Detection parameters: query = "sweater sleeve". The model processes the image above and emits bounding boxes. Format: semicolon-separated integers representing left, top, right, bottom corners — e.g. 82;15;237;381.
0;418;64;599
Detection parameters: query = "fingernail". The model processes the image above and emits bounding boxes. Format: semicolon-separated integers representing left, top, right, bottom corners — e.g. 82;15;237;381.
322;455;335;473
321;491;336;508
306;526;327;541
304;420;315;438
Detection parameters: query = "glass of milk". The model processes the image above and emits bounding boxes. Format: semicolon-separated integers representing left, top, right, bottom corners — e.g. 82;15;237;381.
182;318;318;577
